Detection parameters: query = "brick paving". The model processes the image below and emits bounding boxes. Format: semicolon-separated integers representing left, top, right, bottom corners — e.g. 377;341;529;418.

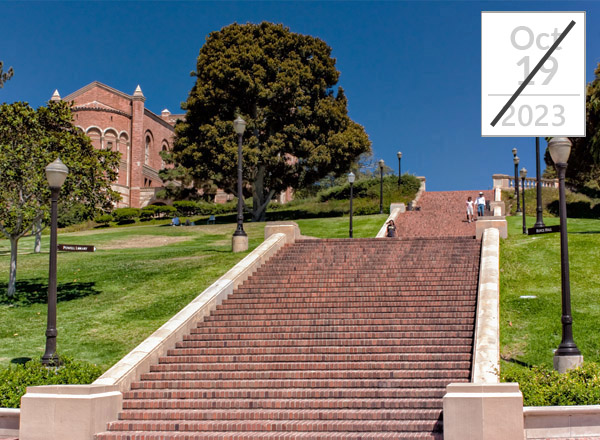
95;237;481;439
393;190;494;238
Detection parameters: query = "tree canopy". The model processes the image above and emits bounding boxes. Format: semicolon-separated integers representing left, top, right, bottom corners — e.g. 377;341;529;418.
0;61;13;88
546;63;600;192
163;21;371;220
0;101;120;297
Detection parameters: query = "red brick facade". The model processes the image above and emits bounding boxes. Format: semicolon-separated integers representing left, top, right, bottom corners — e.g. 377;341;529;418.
57;82;182;208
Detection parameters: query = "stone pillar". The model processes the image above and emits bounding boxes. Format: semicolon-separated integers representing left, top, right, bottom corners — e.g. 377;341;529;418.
443;383;524;440
20;385;122;440
129;85;146;208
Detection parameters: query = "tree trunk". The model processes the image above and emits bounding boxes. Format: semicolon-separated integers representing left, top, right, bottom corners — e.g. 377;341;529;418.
252;164;275;222
8;236;18;297
34;219;42;253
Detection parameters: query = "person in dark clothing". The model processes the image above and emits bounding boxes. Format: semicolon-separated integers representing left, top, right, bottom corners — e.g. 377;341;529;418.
386;220;397;237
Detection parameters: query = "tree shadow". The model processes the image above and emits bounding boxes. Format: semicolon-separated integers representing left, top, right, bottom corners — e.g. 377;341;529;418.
0;279;101;306
501;357;532;368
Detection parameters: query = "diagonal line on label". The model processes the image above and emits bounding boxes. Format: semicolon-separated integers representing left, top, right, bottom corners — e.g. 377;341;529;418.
490;20;576;127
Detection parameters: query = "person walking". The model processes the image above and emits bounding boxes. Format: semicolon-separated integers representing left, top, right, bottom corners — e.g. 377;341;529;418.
475;192;486;218
466;196;474;223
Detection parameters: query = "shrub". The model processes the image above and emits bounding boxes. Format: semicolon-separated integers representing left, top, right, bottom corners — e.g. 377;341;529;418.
156;205;177;218
139;208;156;221
173;201;199;217
0;356;103;408
112;208;140;224
501;362;600;406
94;213;113;225
57;203;93;228
317;174;421;203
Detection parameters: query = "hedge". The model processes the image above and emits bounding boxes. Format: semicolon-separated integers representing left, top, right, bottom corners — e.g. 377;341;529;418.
0;356;102;408
501;362;600;406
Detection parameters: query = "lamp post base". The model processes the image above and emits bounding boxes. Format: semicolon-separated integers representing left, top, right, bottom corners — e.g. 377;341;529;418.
553;354;583;374
232;235;249;253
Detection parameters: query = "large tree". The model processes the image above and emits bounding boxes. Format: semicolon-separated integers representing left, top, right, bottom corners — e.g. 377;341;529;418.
545;63;600;191
0;61;13;88
0;101;120;297
165;22;371;221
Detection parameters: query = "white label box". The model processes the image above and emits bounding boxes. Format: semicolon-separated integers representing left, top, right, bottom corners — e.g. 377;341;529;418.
482;11;585;137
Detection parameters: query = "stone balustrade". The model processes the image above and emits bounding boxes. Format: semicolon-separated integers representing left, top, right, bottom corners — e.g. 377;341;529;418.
493;173;558;191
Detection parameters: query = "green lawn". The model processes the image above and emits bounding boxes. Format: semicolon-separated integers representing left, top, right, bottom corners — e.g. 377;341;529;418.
0;214;386;370
500;215;600;371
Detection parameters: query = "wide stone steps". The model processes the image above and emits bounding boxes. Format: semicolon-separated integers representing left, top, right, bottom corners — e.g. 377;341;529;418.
122;384;462;400
122;396;445;410
105;419;442;433
95;235;480;440
96;430;443;439
198;317;473;327
174;338;473;350
203;311;475;321
140;367;469;381
116;408;443;421
169;344;472;354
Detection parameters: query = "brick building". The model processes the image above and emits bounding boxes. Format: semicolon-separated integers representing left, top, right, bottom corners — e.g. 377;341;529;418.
55;81;291;208
53;81;182;208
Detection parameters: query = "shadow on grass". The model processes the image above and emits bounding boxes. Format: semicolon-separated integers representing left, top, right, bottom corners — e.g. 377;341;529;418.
0;280;101;306
501;357;532;368
573;231;600;234
11;357;32;365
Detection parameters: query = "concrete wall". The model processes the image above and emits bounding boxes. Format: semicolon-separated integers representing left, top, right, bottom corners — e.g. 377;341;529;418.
524;405;600;439
0;408;19;438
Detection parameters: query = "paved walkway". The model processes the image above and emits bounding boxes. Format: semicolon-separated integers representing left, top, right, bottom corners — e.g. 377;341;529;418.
394;190;494;238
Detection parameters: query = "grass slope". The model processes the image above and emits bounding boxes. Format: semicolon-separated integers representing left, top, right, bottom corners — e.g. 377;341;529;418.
500;215;600;371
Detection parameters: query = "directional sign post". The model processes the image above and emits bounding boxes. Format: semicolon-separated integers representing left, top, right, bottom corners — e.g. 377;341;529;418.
527;224;560;235
58;244;96;252
482;12;586;137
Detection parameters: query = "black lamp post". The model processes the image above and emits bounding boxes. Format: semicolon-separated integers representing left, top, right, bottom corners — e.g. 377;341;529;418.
397;151;402;186
512;148;518;197
520;167;527;234
232;116;248;253
548;137;583;373
514;155;521;213
378;159;384;214
348;172;355;238
42;157;69;366
534;137;546;228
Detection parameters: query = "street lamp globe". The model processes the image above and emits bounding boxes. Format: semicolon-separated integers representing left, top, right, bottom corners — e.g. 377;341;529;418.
45;157;69;189
348;171;355;183
512;147;517;157
548;137;572;165
520;167;527;179
378;159;385;169
397;152;402;159
233;116;247;135
513;156;520;166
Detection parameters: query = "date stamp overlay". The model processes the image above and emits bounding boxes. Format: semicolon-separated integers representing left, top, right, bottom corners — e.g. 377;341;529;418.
482;11;585;137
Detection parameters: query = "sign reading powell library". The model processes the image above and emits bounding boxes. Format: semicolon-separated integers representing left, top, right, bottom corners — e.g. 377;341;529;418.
482;11;585;137
58;244;96;252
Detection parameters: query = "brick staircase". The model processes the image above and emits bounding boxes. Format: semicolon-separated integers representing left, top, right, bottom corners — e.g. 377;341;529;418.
95;236;481;440
396;190;494;237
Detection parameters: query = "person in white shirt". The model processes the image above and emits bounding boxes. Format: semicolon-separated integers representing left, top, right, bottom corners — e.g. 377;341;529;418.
466;196;474;223
476;192;486;218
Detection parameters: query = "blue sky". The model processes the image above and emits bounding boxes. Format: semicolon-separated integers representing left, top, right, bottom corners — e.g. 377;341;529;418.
2;0;598;191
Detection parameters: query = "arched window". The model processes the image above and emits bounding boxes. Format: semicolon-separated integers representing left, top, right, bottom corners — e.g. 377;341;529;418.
145;135;151;165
